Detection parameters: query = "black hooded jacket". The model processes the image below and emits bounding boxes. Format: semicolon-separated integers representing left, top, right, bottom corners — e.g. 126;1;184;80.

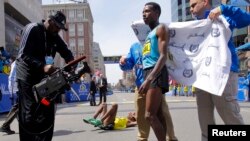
16;21;74;84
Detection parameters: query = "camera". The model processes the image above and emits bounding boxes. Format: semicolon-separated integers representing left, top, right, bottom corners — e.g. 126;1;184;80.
33;57;91;105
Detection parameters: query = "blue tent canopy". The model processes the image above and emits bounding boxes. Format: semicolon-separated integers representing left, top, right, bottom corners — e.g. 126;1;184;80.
236;42;250;52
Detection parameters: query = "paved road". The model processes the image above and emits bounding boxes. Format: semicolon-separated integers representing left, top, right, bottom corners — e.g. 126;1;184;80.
1;93;250;141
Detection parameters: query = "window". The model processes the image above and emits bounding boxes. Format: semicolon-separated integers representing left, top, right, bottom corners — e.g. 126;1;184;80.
77;23;84;36
186;7;191;15
69;24;75;37
69;38;76;50
47;10;56;17
178;0;182;5
69;10;75;20
77;9;83;21
83;9;86;19
78;39;84;50
78;39;83;46
178;9;182;17
77;9;83;17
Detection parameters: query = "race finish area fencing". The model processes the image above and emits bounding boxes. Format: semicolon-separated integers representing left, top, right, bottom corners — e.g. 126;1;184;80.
0;73;113;113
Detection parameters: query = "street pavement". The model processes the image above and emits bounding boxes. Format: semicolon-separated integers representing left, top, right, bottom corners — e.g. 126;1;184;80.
1;92;250;141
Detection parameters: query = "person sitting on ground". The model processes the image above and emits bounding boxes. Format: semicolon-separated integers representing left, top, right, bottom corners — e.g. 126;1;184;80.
83;103;137;130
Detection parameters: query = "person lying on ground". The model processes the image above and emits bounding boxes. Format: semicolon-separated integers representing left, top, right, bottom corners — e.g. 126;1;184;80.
83;103;137;130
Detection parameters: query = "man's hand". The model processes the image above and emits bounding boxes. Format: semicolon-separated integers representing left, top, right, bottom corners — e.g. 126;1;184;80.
119;56;127;65
138;79;151;95
209;6;221;20
44;64;56;74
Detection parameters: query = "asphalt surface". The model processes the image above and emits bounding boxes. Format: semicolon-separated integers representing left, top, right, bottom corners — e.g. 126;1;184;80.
1;92;250;141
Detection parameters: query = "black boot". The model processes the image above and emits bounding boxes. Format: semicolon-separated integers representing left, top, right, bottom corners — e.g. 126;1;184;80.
0;126;15;135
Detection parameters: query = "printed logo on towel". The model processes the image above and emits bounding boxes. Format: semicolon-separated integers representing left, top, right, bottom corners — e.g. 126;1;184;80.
183;69;193;78
169;29;176;38
211;27;220;37
132;16;232;96
205;57;212;66
189;44;199;53
133;28;139;35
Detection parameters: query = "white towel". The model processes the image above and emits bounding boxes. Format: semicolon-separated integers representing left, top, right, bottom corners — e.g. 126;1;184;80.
131;16;232;96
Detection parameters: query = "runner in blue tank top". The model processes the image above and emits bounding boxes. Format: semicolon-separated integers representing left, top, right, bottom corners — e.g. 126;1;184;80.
142;26;160;69
138;2;171;141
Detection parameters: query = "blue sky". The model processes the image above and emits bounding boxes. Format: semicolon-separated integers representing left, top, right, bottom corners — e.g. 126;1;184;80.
42;0;172;84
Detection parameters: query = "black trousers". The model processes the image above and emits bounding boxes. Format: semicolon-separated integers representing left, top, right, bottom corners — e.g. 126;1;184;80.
18;79;55;141
99;88;107;103
1;91;20;129
1;103;18;129
89;92;96;106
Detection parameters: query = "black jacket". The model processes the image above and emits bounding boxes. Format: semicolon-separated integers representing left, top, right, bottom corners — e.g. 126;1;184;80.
16;22;74;84
99;77;107;92
90;80;97;94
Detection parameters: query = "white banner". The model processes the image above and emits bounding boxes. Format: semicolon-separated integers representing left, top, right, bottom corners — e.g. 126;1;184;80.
131;17;232;96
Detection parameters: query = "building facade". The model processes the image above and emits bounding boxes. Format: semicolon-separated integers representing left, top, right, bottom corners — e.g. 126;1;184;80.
42;1;94;68
172;0;222;22
92;42;106;77
122;70;135;91
0;0;42;56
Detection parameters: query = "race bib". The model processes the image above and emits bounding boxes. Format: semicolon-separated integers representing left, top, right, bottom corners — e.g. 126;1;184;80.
142;40;151;56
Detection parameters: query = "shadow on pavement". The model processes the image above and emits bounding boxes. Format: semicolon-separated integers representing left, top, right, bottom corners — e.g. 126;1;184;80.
53;129;85;136
91;127;136;134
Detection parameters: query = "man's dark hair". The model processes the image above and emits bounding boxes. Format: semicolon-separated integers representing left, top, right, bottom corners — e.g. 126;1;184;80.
145;2;161;16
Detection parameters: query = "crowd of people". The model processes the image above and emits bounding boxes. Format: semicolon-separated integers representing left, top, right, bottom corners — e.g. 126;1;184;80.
0;58;18;134
1;1;250;141
169;78;196;97
0;47;19;134
0;46;11;74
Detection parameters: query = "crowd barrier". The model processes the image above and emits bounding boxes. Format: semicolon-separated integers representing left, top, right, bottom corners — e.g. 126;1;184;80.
1;74;247;113
167;77;248;101
65;82;113;103
0;73;13;113
65;82;90;102
0;73;92;113
237;77;248;101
